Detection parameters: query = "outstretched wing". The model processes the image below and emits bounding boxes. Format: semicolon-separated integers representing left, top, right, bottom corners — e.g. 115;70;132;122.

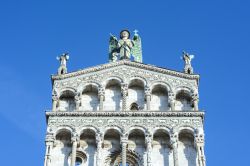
109;34;118;62
131;34;142;63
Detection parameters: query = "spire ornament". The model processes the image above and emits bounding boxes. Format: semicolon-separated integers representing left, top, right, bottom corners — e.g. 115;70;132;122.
109;29;142;63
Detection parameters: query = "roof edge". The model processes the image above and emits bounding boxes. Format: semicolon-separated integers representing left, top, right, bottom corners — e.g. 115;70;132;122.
51;60;200;81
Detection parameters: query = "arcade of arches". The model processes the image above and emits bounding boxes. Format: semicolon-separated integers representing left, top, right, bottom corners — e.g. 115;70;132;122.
48;128;201;166
55;79;197;112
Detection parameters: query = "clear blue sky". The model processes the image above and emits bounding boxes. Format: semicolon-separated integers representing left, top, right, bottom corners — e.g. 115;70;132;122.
0;0;249;165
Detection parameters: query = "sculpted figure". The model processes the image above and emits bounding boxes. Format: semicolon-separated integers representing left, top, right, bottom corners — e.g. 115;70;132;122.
118;30;134;60
56;53;69;75
182;51;194;74
109;30;142;62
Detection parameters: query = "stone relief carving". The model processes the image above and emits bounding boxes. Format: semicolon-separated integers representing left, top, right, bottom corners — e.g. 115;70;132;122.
53;65;198;98
47;115;203;137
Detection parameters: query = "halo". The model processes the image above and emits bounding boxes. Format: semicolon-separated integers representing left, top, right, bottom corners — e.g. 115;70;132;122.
120;29;130;39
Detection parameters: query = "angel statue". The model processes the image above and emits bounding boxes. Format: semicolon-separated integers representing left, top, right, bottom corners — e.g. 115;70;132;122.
182;51;194;74
56;53;69;75
109;29;142;63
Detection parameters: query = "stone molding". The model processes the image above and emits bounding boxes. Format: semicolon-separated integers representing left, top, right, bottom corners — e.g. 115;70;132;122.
47;115;204;139
52;60;199;81
46;111;204;118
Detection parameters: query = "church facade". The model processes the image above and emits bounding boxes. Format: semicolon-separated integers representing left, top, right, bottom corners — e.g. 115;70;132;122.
44;31;206;166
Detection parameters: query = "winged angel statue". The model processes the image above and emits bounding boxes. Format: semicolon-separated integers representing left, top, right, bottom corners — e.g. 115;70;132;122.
109;30;142;63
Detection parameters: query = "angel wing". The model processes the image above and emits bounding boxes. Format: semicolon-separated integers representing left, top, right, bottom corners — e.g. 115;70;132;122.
131;34;142;63
109;34;118;62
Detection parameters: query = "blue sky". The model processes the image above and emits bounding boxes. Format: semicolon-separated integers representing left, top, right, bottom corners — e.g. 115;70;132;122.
0;0;250;165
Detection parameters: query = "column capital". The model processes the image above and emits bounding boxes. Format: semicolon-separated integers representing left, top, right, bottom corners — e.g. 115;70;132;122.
121;83;128;96
71;132;79;143
170;131;179;147
195;133;205;146
168;91;175;99
45;134;55;145
74;94;81;101
52;95;59;101
145;87;151;96
98;87;105;98
121;135;128;144
191;92;199;101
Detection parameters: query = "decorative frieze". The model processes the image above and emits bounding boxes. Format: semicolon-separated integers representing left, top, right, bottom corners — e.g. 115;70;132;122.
47;114;203;137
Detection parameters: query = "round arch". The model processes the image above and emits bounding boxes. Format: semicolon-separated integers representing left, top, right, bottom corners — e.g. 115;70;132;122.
54;126;74;137
152;127;171;136
178;126;196;137
103;126;123;138
174;86;194;97
126;126;147;136
59;87;77;98
102;76;123;88
79;126;98;136
128;76;147;88
150;81;172;93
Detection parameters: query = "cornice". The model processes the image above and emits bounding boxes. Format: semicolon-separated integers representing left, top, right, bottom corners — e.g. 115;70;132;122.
51;60;200;81
46;111;204;118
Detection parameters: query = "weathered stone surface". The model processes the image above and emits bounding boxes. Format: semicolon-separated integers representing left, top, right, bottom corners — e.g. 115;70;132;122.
45;57;205;166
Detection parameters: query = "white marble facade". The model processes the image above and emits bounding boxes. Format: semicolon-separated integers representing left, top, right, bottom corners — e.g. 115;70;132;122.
45;60;206;166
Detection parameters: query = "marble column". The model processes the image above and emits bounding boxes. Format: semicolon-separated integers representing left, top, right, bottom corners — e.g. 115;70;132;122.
195;134;206;166
71;136;78;166
121;137;128;166
192;92;199;111
168;92;175;111
193;98;199;111
96;133;102;166
170;132;179;166
98;87;105;111
75;94;81;111
44;134;54;166
121;83;128;111
145;87;151;111
52;95;58;112
145;135;153;166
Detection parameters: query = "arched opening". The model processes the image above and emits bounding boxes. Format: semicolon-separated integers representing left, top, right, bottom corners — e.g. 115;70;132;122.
178;130;197;166
128;129;145;163
81;85;99;111
128;79;145;110
51;129;72;166
175;90;193;111
103;129;121;165
80;129;96;165
150;85;169;111
152;129;171;166
104;79;122;111
59;90;76;111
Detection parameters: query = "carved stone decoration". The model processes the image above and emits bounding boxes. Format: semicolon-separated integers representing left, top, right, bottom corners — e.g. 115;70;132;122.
45;35;205;166
170;131;179;166
121;83;128;111
57;53;69;75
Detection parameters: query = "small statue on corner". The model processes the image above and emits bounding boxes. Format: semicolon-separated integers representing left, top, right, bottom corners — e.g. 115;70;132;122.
57;53;69;75
182;51;194;74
